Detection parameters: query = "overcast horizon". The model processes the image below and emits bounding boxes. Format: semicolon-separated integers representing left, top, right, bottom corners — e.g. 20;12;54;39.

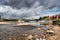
0;0;60;19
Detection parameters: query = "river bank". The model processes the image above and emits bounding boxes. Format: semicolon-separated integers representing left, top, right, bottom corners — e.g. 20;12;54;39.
0;21;40;26
0;22;12;24
0;22;60;40
48;26;60;40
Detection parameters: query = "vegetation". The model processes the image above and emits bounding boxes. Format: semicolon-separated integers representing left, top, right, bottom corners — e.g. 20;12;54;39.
53;20;60;26
39;16;60;20
39;16;49;20
0;15;1;19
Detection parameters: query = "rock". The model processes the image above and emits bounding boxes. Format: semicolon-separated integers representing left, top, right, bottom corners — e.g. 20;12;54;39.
39;38;42;40
34;35;38;37
43;39;46;40
36;38;39;40
46;29;54;34
28;35;33;39
37;28;41;31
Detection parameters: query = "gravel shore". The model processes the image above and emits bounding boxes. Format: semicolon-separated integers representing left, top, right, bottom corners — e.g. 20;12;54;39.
48;26;60;40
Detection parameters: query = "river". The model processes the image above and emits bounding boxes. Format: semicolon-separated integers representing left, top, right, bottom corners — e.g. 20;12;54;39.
0;22;52;40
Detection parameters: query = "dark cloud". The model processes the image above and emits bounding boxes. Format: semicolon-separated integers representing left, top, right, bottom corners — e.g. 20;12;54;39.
0;0;60;9
0;0;60;19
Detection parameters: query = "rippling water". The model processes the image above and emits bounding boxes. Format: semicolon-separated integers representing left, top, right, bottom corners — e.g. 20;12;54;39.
0;23;52;40
0;23;50;34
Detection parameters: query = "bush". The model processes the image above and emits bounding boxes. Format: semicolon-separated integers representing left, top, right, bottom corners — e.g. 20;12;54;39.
53;20;60;25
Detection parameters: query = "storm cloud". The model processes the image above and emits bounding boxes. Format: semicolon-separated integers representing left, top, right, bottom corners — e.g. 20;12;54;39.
0;0;60;19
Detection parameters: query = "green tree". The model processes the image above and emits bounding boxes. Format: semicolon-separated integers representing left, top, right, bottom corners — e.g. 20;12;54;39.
0;15;1;19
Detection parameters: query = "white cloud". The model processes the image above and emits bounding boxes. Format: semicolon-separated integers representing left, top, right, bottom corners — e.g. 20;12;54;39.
0;5;45;19
0;4;60;19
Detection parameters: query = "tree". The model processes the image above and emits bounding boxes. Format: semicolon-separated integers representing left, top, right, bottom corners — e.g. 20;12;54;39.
0;15;1;19
39;16;47;20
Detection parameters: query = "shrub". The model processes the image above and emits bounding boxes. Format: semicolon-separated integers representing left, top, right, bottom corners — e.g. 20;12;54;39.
53;20;60;25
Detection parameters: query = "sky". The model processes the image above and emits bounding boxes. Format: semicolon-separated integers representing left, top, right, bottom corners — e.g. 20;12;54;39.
0;0;60;19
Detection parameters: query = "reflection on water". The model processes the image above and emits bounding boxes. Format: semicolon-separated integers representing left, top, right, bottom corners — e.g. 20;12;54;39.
0;23;50;34
0;23;51;40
